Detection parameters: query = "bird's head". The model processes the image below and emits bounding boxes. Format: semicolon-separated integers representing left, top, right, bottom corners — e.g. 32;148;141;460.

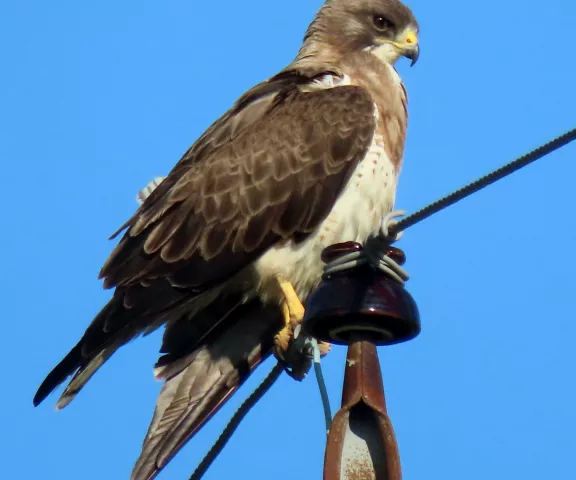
301;0;419;66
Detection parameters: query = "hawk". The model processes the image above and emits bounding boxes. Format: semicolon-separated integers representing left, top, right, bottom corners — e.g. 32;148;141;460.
34;0;419;478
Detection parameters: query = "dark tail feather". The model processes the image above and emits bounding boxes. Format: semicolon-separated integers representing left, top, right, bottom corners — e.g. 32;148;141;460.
55;335;133;409
33;343;82;407
33;280;211;409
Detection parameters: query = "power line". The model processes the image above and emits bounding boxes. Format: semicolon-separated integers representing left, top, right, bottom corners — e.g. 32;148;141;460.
394;127;576;233
189;363;284;480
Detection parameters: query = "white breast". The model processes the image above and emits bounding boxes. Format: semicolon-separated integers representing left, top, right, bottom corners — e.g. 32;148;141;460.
255;108;398;301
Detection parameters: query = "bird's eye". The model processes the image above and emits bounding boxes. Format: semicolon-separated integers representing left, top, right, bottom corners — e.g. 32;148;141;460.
372;15;393;31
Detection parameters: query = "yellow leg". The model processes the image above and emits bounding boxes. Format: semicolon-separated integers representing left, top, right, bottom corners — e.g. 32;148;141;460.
274;276;331;357
274;277;305;354
278;277;306;326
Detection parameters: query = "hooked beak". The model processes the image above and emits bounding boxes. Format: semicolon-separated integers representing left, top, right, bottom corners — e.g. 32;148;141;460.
403;43;420;66
394;29;420;66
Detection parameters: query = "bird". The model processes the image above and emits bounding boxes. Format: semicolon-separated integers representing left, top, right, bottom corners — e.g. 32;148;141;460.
33;0;420;478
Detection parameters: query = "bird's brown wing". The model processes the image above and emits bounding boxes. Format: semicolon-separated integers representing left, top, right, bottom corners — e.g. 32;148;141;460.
34;75;376;422
99;78;377;290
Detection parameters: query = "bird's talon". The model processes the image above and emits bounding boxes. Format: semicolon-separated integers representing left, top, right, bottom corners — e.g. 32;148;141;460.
274;327;293;355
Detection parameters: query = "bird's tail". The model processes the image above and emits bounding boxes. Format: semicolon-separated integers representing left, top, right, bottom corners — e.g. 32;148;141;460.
130;299;283;480
33;285;283;480
32;281;219;409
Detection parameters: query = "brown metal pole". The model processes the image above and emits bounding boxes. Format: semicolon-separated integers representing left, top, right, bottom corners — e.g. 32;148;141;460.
323;339;401;480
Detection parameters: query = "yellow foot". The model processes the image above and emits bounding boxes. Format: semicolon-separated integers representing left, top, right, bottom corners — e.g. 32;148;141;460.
278;277;306;326
274;277;305;354
273;276;332;358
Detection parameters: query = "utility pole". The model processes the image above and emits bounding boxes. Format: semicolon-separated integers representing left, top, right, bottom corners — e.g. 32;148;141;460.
304;242;420;479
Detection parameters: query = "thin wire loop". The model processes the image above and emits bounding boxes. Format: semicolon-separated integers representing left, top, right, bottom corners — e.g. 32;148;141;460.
311;338;332;433
323;211;410;283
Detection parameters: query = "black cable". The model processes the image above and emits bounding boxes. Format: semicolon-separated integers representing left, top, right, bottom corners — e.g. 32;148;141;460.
188;127;576;479
393;127;576;233
189;363;285;480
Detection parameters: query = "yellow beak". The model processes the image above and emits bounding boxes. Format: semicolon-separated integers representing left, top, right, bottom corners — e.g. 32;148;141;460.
392;30;420;66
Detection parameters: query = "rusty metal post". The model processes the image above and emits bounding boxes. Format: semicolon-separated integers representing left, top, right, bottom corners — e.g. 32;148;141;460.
324;339;400;479
303;242;420;480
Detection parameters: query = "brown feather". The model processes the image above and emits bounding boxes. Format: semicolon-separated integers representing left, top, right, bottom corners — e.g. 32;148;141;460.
130;300;283;480
99;82;375;291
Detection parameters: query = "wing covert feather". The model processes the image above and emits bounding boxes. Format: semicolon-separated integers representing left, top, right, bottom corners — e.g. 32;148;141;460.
101;83;376;290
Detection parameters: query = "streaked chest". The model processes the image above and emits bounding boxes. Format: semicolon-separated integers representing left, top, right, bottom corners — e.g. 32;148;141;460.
317;124;398;246
255;120;398;301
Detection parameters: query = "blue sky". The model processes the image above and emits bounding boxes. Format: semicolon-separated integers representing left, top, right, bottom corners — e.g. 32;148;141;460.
2;0;575;478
